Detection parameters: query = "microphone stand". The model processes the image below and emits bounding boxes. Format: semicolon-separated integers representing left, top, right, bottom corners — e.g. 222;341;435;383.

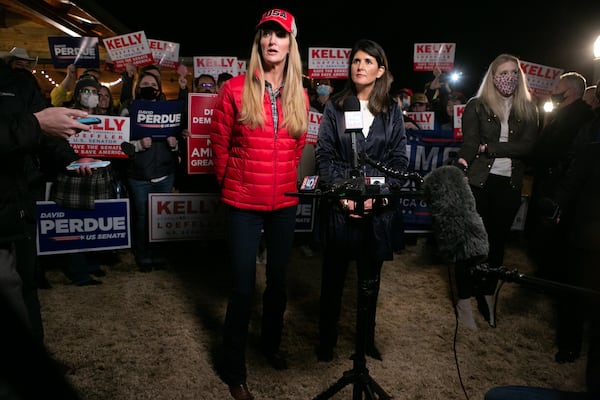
471;264;600;298
288;180;421;400
309;190;393;400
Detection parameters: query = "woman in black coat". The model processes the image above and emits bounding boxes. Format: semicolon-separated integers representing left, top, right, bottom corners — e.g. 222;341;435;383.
315;39;408;362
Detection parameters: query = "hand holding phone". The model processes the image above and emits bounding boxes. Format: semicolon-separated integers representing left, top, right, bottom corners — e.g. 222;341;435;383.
66;160;111;170
76;117;101;125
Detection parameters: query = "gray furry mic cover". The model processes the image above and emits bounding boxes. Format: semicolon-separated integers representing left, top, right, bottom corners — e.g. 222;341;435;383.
422;165;489;263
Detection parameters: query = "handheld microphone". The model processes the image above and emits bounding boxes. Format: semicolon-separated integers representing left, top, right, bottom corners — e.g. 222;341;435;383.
343;96;363;176
343;96;363;132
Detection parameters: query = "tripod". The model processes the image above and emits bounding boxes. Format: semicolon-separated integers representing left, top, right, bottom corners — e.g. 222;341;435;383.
313;274;391;400
287;180;422;399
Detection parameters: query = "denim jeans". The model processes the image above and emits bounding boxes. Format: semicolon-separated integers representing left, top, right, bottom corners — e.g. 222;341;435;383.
220;205;297;386
126;175;174;266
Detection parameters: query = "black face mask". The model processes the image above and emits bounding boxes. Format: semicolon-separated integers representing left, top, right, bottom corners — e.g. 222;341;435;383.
550;91;567;105
139;86;159;100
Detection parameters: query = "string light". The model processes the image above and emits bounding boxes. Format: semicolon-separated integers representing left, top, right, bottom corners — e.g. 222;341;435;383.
32;66;122;88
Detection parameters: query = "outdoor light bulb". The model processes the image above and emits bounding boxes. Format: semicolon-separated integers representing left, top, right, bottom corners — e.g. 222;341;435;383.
449;72;461;83
594;35;600;59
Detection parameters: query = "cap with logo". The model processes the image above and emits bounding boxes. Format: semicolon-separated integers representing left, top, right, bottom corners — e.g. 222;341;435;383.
412;93;429;104
256;8;297;38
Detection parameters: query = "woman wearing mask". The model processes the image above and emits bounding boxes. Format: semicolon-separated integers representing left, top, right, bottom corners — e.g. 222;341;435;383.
209;8;308;400
315;39;407;362
121;72;180;272
46;75;112;286
72;75;100;111
455;54;538;329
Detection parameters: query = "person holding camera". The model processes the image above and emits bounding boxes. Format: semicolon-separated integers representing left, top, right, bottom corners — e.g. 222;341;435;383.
314;39;407;362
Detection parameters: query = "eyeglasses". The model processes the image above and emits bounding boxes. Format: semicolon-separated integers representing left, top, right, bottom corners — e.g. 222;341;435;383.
81;89;98;95
199;83;215;88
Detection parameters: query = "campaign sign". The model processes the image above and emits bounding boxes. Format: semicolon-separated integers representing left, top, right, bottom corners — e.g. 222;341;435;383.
193;56;238;79
102;31;154;72
148;39;179;70
307;111;322;145
148;193;316;242
36;199;131;255
308;47;351;79
188;93;217;135
129;100;185;139
413;43;456;72
68;115;130;158
402;130;462;233
149;193;225;242
48;37;100;69
187;136;213;174
295;196;316;232
520;60;564;98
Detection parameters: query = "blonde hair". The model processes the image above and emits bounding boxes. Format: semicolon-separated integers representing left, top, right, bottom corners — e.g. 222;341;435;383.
476;53;537;122
239;30;307;138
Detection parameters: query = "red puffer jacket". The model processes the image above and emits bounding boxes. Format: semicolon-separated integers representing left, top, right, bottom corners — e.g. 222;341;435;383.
210;74;307;211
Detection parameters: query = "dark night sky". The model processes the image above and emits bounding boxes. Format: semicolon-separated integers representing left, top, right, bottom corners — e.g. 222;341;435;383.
103;2;600;97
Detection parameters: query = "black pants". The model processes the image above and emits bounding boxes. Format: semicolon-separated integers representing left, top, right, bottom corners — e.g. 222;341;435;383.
457;174;521;298
318;217;383;351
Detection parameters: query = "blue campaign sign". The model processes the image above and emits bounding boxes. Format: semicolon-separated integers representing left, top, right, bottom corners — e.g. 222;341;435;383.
129;100;185;139
295;195;316;232
47;36;100;69
36;199;131;255
402;129;462;233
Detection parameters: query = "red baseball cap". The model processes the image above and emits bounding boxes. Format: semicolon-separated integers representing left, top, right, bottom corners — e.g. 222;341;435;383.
256;9;297;38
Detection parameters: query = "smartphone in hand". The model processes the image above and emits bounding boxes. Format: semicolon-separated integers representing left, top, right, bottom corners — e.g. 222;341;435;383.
76;117;101;125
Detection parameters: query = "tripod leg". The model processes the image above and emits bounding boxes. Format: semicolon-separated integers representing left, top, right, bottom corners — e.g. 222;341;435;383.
312;369;356;400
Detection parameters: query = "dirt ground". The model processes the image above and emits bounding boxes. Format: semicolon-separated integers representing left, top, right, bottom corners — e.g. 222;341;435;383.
38;234;588;400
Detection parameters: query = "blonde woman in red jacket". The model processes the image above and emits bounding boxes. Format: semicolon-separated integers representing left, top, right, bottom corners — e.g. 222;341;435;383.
209;8;308;400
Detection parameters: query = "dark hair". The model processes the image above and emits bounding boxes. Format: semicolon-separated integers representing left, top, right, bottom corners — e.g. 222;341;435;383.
334;39;394;115
134;71;163;99
194;74;216;88
217;72;233;86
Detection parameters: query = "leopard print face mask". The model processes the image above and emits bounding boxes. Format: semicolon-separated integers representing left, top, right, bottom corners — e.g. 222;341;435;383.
493;74;518;97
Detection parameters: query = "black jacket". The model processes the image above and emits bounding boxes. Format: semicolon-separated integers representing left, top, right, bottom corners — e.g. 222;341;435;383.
315;99;408;261
458;97;539;191
0;60;78;243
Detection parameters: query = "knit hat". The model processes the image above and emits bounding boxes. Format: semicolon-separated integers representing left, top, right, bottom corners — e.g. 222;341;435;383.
256;9;297;38
73;75;100;98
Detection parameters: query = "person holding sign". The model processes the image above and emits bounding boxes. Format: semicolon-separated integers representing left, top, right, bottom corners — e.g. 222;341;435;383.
455;54;539;329
209;8;308;400
120;72;180;272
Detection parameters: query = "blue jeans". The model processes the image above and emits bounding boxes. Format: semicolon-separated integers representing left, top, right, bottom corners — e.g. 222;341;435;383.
126;175;174;266
220;205;297;386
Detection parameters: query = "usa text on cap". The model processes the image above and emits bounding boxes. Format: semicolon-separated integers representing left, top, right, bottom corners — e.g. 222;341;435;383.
256;9;297;38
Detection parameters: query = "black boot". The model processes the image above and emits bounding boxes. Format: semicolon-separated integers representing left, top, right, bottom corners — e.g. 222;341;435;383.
365;276;382;361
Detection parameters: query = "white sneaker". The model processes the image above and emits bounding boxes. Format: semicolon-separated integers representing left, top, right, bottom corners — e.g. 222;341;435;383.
456;298;478;330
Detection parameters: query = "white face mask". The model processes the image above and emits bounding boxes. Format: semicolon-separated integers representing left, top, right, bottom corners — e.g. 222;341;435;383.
80;92;99;108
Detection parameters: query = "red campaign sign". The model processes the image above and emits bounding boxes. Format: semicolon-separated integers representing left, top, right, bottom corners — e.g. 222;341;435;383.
186;135;214;175
67;115;130;158
188;93;218;135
